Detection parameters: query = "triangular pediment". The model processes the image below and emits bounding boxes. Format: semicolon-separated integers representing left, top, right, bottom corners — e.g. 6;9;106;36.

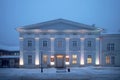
20;19;97;31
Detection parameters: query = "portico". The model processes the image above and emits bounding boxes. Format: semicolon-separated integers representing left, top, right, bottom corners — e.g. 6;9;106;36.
17;19;102;68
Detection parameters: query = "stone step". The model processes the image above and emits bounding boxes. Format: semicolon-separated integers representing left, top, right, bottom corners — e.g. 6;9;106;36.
56;69;67;73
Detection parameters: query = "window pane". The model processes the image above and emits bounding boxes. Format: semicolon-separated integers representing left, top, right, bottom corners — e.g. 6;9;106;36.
28;55;32;64
28;40;32;47
58;41;62;47
87;55;92;64
72;41;77;47
72;60;77;64
111;56;115;64
106;56;110;64
88;41;91;47
43;55;47;64
72;54;77;59
72;54;77;64
43;41;47;47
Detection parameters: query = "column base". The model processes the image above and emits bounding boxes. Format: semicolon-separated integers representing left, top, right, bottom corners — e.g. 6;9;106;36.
80;65;85;67
19;65;24;68
35;65;40;68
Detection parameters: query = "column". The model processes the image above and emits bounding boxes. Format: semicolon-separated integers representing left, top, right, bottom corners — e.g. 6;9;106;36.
65;38;70;65
80;38;85;65
50;38;55;65
65;38;70;54
96;37;100;65
50;38;55;54
100;37;102;65
19;37;24;66
35;37;40;66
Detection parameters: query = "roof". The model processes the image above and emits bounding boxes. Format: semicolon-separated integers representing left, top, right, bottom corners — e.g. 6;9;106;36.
16;19;103;33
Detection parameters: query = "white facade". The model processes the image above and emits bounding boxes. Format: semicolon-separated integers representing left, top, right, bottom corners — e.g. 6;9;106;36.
16;19;120;68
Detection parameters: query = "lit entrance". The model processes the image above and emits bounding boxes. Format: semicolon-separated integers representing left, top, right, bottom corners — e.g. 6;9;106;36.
55;54;65;68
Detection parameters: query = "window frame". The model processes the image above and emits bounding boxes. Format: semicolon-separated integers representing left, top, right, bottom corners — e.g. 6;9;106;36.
57;40;62;48
87;41;92;47
28;55;32;64
72;54;77;64
28;40;32;47
43;41;48;47
72;41;77;47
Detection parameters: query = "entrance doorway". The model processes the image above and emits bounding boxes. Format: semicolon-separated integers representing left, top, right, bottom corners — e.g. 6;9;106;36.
55;54;65;68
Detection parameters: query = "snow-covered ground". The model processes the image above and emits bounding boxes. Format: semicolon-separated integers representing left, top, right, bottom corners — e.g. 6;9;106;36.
0;66;120;80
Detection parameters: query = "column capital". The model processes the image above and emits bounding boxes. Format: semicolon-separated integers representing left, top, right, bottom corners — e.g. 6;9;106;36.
96;37;100;40
65;37;70;40
80;37;85;41
35;37;39;40
19;37;24;40
50;37;55;40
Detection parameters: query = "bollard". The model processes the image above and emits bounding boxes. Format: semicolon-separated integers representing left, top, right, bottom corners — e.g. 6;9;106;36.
68;68;70;72
41;67;43;73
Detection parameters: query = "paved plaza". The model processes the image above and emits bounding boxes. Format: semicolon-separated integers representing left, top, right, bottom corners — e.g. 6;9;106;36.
0;66;120;80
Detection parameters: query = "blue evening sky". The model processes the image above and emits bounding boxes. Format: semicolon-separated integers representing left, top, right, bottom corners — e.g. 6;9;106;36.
0;0;120;50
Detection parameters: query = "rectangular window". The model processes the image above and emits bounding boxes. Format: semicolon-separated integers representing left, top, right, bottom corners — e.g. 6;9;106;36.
50;56;54;62
72;41;77;47
87;41;91;47
111;43;114;51
106;56;110;64
66;56;69;62
43;55;47;64
28;55;32;64
28;40;32;47
111;56;115;64
87;55;92;64
58;41;62;47
107;43;115;51
43;41;48;47
72;54;77;64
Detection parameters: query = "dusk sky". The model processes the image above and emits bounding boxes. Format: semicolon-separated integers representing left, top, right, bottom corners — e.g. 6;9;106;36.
0;0;120;50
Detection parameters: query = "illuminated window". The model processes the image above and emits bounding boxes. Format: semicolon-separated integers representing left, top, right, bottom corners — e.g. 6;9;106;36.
72;54;77;58
28;40;32;47
87;55;92;64
28;55;32;64
66;56;69;62
72;54;77;64
50;56;54;62
43;41;48;47
72;60;77;64
43;55;47;64
106;56;110;64
72;41;77;47
58;41;62;47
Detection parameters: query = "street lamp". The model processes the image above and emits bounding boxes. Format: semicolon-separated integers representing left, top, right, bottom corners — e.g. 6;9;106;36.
41;51;43;73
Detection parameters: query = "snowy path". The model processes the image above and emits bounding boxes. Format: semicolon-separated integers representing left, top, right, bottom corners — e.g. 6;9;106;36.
0;67;120;80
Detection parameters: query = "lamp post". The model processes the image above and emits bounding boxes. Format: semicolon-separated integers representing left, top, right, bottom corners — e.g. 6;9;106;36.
41;51;43;73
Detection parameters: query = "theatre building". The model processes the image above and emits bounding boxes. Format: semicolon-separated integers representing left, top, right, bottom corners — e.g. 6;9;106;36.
16;19;120;68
